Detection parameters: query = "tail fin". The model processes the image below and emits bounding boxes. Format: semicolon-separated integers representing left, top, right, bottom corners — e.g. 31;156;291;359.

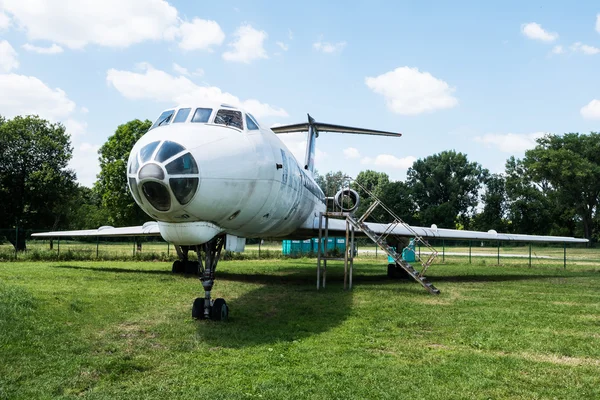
271;114;401;174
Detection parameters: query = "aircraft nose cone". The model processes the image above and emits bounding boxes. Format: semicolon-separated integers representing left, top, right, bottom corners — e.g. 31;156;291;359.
127;140;200;214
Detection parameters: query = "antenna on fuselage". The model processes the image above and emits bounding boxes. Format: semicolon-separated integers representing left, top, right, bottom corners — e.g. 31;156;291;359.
271;115;402;174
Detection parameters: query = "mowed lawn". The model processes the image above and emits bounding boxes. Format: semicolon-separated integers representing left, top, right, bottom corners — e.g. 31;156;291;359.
1;259;600;399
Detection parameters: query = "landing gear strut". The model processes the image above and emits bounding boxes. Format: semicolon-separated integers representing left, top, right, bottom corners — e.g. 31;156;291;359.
189;235;228;321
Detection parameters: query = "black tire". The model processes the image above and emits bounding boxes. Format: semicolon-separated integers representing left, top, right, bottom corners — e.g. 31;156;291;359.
185;261;199;275
211;298;228;321
172;260;184;274
192;297;206;319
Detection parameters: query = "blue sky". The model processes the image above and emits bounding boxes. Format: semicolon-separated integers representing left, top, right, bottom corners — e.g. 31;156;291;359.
1;0;599;186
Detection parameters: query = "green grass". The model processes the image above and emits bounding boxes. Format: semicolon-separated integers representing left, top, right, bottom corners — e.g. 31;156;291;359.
1;259;600;399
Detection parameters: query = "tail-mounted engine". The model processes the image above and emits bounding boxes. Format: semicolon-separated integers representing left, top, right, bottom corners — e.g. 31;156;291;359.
334;188;360;212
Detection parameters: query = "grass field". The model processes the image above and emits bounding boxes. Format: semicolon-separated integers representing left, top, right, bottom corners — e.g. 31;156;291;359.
1;258;600;399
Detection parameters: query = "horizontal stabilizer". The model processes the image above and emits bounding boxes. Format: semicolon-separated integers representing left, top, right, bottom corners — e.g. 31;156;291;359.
271;118;401;137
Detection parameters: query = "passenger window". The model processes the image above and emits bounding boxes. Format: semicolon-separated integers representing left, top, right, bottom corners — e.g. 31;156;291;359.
214;109;243;130
246;114;259;130
150;110;174;130
173;108;191;123
191;108;212;123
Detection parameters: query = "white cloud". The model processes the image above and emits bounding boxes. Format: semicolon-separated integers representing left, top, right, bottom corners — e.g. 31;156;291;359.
596;14;600;34
343;147;360;159
276;41;289;51
277;132;326;164
365;66;458;115
551;45;564;54
80;106;89;114
223;24;268;63
106;63;287;118
177;18;225;51
1;0;178;49
360;154;416;169
173;63;190;76
581;99;600;120
0;73;76;119
474;132;546;153
69;142;100;187
64;119;88;137
521;22;558;42
0;11;11;30
0;40;19;72
571;42;600;55
313;40;346;53
22;43;63;54
288;29;294;40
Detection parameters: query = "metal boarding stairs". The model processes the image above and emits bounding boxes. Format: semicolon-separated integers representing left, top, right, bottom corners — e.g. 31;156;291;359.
318;179;440;295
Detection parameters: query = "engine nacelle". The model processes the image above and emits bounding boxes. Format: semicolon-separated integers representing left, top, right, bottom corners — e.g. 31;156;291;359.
334;188;360;212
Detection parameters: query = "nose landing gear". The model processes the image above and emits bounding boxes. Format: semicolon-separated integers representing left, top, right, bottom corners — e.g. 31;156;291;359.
175;236;228;321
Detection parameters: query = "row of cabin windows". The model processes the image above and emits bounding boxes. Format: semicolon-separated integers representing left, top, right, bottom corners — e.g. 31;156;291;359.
150;108;260;131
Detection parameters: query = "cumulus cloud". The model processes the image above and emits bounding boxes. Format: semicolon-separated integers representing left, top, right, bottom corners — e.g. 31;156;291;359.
343;147;360;159
106;63;287;118
581;99;600;120
360;154;416;169
277;132;326;164
551;45;564;54
276;41;289;51
69;142;101;187
0;11;10;30
597;14;600;34
1;0;178;49
177;18;225;51
0;73;76;119
521;22;558;42
571;42;600;55
474;132;546;153
365;66;458;115
0;40;19;72
313;40;346;53
22;43;63;54
222;24;268;63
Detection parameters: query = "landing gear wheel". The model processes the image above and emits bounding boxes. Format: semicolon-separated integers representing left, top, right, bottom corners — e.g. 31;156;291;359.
192;298;206;320
172;260;184;274
211;298;228;321
185;261;199;275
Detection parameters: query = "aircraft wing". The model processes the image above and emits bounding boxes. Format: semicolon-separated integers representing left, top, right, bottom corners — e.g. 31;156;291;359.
31;222;161;238
312;218;588;244
271;121;401;137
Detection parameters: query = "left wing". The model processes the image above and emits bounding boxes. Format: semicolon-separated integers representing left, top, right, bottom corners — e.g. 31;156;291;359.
311;218;588;244
31;222;161;238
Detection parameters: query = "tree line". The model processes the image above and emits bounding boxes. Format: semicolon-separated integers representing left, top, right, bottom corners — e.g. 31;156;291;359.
1;114;598;251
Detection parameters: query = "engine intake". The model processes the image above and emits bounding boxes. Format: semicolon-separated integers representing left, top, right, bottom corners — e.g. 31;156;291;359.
334;188;360;212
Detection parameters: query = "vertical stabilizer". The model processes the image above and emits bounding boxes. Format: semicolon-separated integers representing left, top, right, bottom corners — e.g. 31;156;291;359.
305;114;317;174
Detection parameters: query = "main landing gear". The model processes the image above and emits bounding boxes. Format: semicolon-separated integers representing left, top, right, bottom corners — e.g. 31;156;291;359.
173;236;229;321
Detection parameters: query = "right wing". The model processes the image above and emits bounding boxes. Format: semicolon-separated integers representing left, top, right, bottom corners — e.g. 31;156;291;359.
31;222;161;238
312;218;588;244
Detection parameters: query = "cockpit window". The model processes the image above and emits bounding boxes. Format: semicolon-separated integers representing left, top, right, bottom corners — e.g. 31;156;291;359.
139;141;160;163
173;108;191;123
191;108;212;123
156;141;186;163
214;109;243;130
150;110;175;130
165;153;198;174
246;114;259;130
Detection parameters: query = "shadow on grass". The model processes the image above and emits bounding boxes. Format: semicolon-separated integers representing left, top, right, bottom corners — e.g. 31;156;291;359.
431;272;593;283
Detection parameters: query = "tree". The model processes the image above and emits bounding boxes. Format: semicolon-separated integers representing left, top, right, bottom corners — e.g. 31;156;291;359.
64;186;110;230
0;115;77;250
406;150;486;229
314;170;348;197
95;119;152;226
352;170;390;220
472;173;508;232
523;133;600;240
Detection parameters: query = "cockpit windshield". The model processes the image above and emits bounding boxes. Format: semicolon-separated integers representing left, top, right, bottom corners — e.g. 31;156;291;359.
214;109;243;130
150;110;175;130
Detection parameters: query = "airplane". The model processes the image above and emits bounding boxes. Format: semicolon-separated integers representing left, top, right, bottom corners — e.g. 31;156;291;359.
33;102;589;321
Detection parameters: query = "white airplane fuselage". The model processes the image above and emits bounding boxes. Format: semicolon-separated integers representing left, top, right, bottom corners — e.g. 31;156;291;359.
127;104;325;245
